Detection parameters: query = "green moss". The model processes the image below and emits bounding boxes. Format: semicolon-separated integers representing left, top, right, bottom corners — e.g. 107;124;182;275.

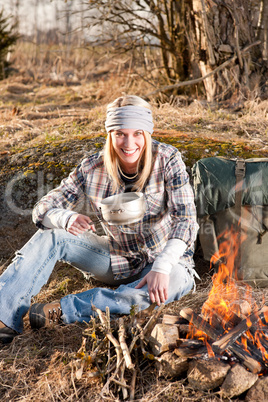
94;143;103;149
55;278;71;296
153;135;266;167
23;170;35;176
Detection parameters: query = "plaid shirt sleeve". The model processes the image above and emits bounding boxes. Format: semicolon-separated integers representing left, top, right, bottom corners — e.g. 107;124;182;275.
164;149;199;247
32;162;86;228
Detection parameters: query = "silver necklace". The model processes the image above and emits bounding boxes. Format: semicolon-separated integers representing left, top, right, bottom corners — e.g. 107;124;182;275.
118;165;138;180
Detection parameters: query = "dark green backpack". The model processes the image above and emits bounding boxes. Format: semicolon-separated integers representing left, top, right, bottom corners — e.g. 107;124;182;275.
192;157;268;287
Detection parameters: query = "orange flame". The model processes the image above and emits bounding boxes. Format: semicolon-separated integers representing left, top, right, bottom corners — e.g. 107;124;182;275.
201;226;253;323
189;225;268;369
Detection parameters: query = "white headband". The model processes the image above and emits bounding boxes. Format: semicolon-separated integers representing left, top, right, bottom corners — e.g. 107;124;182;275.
105;105;154;134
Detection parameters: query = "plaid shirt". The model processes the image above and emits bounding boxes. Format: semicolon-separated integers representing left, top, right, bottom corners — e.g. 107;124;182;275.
33;140;198;280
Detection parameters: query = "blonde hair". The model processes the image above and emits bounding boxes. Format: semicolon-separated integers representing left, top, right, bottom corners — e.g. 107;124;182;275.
103;95;153;192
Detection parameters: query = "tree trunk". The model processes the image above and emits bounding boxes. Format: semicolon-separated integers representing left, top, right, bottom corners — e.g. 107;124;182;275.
257;0;268;60
192;0;268;102
157;0;197;86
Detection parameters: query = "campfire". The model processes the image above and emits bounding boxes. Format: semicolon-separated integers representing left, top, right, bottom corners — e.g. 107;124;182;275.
157;227;268;398
178;227;268;372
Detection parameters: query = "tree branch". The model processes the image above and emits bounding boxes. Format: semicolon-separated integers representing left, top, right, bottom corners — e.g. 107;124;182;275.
146;41;261;96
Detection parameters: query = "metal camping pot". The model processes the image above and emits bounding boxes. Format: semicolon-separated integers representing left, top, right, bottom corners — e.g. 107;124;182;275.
100;192;146;225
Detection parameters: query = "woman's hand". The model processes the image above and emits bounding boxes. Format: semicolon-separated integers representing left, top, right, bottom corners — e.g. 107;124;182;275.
135;271;169;306
67;214;96;236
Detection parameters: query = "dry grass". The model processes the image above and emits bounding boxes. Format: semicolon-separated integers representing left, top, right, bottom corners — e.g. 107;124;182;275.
1;79;268;155
1;42;268;154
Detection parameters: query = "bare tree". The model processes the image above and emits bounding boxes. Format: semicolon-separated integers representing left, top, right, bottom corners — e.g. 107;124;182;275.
79;0;196;85
78;0;268;102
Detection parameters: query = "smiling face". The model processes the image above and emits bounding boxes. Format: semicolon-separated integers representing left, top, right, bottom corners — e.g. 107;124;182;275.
111;128;145;173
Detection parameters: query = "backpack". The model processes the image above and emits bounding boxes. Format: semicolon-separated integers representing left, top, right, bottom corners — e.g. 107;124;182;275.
192;157;268;287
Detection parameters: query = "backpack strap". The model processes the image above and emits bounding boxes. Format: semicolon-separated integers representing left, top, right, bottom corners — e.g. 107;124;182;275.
235;159;246;277
235;159;246;216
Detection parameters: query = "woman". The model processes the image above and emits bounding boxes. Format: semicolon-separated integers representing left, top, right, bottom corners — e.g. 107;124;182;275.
0;95;199;344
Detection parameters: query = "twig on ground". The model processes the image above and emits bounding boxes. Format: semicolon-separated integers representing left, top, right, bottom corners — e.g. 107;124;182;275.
106;307;112;381
92;305;130;398
100;356;125;398
129;369;137;401
91;304;122;368
85;303;166;400
118;317;134;370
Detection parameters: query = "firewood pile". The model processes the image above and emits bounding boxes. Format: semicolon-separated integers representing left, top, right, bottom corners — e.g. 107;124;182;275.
70;303;165;401
68;297;268;401
156;304;268;399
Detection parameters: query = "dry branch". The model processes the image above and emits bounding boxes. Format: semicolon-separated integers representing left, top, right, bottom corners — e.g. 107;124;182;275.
129;370;137;401
91;305;122;367
147;41;261;96
100;356;125;399
118;317;134;370
90;304;163;399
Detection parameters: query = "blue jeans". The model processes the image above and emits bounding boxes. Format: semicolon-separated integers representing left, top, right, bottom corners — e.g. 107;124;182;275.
0;229;195;333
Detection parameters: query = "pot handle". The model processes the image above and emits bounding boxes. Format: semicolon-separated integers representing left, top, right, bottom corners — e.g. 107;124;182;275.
98;207;116;238
110;209;125;214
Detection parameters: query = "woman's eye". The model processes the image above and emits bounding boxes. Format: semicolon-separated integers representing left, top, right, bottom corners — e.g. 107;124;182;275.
135;131;143;136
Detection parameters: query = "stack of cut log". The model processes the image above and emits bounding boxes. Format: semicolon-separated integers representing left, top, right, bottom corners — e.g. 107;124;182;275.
149;306;268;399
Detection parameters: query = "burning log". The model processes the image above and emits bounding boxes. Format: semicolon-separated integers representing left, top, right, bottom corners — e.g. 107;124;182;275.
174;340;208;358
227;342;264;374
180;307;223;339
212;306;268;353
154;220;268;396
207;307;242;330
179;307;264;374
